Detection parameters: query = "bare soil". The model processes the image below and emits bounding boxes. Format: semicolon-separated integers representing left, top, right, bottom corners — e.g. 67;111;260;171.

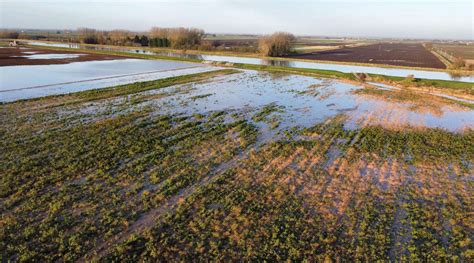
285;43;447;69
0;47;127;66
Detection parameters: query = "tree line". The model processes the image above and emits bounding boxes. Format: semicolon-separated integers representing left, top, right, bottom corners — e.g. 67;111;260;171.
1;27;296;57
76;27;205;48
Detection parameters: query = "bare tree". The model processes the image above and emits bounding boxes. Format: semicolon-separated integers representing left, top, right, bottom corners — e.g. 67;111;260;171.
108;30;130;45
451;57;466;69
77;28;98;44
259;32;295;57
149;27;204;48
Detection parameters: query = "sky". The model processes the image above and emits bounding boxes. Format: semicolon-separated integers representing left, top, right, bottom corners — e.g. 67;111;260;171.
0;0;473;40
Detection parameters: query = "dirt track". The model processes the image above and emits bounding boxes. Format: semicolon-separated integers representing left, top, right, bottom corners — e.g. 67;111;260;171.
0;47;127;66
285;43;446;69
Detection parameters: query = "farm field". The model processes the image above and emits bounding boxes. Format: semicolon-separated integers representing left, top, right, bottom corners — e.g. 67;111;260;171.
1;68;473;261
432;43;474;68
433;44;474;60
286;43;447;69
292;37;370;53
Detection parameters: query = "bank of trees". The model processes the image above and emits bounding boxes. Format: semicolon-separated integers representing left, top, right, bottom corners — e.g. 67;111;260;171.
75;27;205;48
77;28;132;45
258;32;295;57
14;27;296;56
77;28;100;44
149;27;204;48
0;29;20;39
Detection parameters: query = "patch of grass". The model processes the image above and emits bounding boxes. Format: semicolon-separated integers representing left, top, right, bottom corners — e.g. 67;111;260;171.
369;74;474;96
190;93;213;101
356;85;474;109
104;120;473;262
252;103;285;122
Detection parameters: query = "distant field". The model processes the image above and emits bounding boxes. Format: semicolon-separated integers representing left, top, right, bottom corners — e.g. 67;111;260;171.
433;44;474;60
204;34;259;40
292;43;368;54
202;38;258;47
285;43;447;69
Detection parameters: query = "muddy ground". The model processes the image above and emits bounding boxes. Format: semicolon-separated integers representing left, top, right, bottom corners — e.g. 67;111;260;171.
285;43;447;69
0;47;127;66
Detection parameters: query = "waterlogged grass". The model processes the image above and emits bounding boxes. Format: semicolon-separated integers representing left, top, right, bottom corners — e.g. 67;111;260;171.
251;103;285;129
354;87;474;110
234;63;473;96
3;69;238;107
103;119;473;262
1;106;258;261
1;71;473;261
233;63;356;80
369;74;474;96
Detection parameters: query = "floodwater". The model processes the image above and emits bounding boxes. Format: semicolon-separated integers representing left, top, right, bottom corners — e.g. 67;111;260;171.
87;70;473;133
21;53;85;59
0;58;213;102
28;41;474;83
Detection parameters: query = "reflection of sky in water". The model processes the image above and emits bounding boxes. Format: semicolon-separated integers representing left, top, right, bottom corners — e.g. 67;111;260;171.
123;71;473;132
0;66;217;102
22;53;84;59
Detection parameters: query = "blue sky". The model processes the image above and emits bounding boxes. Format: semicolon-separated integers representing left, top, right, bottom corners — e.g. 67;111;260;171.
1;0;473;39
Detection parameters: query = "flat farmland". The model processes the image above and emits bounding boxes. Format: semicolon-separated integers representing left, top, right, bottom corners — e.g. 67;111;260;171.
433;44;474;60
286;43;447;69
433;44;474;68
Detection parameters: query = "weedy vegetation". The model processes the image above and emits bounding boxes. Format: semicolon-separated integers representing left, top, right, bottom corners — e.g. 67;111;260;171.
1;69;472;262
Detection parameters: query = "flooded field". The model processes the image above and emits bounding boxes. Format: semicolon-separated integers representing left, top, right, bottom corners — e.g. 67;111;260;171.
86;70;473;132
2;68;473;261
0;57;213;102
28;41;474;82
0;46;124;66
21;53;85;59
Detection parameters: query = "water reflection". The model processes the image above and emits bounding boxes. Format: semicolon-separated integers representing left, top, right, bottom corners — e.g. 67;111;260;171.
262;59;291;67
